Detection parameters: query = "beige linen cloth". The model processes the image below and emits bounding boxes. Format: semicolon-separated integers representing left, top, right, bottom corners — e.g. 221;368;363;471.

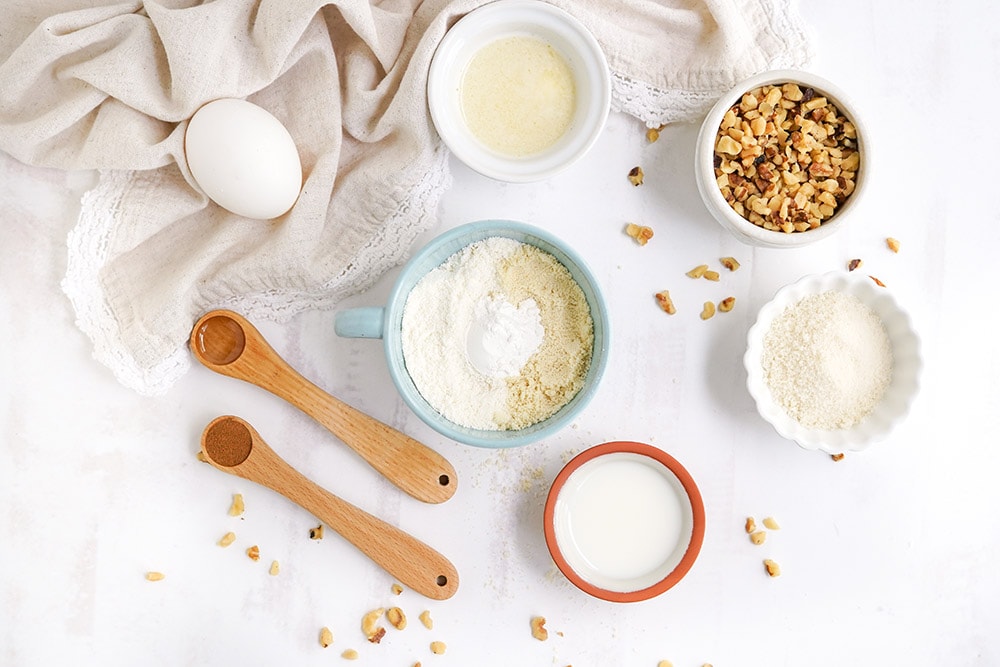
0;0;812;395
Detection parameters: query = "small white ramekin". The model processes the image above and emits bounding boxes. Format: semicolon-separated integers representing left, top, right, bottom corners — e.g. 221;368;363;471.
695;69;869;248
744;272;921;453
427;0;610;183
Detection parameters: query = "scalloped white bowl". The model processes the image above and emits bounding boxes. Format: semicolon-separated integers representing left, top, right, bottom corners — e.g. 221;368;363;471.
744;272;921;453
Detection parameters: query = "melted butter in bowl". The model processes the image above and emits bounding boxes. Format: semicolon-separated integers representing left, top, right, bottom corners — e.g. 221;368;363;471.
461;35;577;157
428;0;610;182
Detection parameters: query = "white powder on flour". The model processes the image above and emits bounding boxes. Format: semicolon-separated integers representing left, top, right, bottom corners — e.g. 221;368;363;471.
401;236;593;431
762;290;893;429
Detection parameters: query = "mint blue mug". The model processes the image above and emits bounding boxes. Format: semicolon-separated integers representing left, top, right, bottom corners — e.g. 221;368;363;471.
334;220;609;448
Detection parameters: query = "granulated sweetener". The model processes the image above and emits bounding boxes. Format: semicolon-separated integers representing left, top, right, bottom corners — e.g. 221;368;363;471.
762;290;893;429
401;237;593;430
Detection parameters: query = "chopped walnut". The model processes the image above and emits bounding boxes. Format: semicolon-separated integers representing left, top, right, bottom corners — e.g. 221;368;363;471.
718;296;736;312
646;124;665;143
387;607;407;631
228;493;245;517
628;166;644;186
720;257;741;271
745;517;756;534
762;517;781;530
246;545;260;561
530;616;549;641
391;583;403;595
703;270;721;281
430;641;447;655
886;237;900;253
831;452;845;462
624;222;654;246
700;301;716;320
342;649;359;660
145;571;165;582
713;82;860;233
749;530;767;545
362;609;385;643
269;560;280;576
319;627;333;648
218;531;236;547
848;258;863;272
686;264;709;279
764;559;781;577
655;290;677;315
658;662;674;667
419;610;433;630
309;524;324;540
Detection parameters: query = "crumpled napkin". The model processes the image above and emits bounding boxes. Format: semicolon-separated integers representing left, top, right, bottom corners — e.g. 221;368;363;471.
0;0;813;395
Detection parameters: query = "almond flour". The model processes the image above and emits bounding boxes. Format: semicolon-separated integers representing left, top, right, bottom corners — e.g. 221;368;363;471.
762;291;892;429
401;237;593;431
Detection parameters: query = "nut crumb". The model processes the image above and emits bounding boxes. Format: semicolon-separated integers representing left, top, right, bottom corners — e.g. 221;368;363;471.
703;269;721;281
646;124;665;143
831;452;845;462
419;610;433;630
869;275;886;287
246;545;260;561
655;290;677;315
749;530;767;545
391;583;403;595
658;662;674;667
144;571;165;582
764;559;781;577
341;649;359;660
218;531;236;547
319;627;333;648
848;258;863;271
309;524;324;540
269;560;280;576
430;641;447;655
686;264;709;279
362;608;385;643
886;237;900;253
530;616;548;641
700;301;716;320
196;451;208;463
745;517;756;533
628;166;644;186
625;222;654;245
228;493;244;517
387;607;407;630
720;257;741;271
762;517;780;530
718;296;736;312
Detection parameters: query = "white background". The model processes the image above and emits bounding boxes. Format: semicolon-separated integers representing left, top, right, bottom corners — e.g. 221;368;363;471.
2;1;998;665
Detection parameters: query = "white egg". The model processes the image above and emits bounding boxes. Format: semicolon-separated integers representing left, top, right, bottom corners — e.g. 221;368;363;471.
184;98;302;220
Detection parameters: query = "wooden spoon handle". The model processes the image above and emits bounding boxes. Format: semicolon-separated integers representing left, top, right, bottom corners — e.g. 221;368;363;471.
202;417;459;600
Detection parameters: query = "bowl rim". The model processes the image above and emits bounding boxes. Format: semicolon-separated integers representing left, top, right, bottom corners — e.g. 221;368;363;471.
543;441;706;602
427;0;611;183
743;271;922;452
694;68;870;248
384;219;610;448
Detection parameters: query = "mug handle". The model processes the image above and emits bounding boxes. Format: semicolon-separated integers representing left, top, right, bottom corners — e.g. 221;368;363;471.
334;307;385;339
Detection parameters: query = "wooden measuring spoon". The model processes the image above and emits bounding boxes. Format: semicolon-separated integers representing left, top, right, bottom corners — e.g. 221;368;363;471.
200;415;459;600
190;309;455;504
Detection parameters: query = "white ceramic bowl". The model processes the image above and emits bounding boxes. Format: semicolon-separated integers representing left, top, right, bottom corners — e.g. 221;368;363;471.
744;272;921;453
695;69;869;248
427;0;610;182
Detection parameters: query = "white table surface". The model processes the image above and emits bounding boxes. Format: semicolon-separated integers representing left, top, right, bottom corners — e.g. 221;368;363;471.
2;2;998;665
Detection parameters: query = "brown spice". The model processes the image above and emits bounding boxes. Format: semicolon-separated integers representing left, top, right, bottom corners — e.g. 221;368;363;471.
204;419;252;467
